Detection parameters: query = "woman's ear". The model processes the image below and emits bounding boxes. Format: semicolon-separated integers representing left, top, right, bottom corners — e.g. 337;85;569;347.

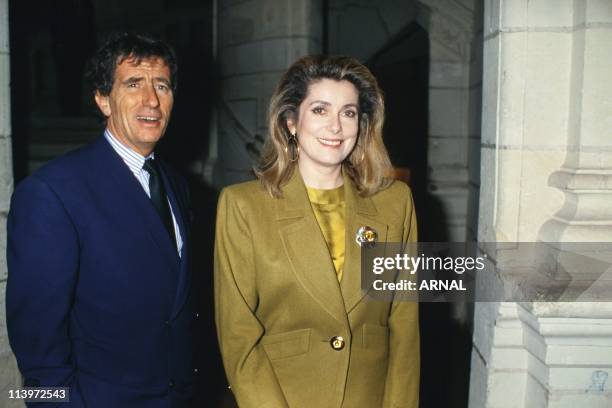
286;113;297;136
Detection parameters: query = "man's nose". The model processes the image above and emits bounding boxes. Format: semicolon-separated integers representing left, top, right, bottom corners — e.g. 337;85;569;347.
142;84;160;108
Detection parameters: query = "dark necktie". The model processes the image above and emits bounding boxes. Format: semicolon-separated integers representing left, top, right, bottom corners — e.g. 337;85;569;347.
143;158;177;249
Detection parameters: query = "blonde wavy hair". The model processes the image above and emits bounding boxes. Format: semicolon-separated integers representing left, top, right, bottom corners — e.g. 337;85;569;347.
254;55;393;197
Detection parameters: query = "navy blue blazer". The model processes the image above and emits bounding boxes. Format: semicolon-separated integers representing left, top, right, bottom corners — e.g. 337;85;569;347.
6;136;194;407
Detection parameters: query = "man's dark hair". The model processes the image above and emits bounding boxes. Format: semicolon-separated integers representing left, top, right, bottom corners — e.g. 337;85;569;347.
85;32;178;96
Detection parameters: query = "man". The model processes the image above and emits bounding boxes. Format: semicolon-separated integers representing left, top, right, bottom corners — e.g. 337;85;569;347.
6;33;194;407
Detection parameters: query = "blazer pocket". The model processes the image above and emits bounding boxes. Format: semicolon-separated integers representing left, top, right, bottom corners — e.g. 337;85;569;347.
362;324;390;349
261;328;311;361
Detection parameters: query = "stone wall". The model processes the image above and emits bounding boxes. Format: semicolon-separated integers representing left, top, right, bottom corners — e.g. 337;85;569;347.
420;0;481;242
470;1;612;407
467;1;483;242
0;0;24;405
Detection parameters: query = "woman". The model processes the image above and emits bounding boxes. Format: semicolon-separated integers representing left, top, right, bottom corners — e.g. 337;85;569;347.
214;55;419;408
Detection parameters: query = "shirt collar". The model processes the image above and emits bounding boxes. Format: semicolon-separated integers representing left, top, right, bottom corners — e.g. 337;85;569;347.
104;129;155;176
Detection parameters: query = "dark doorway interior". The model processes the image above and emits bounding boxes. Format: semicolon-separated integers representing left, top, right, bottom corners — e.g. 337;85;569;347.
368;22;473;408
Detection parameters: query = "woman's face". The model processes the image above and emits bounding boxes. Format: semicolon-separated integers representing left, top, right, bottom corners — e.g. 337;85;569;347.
287;78;360;177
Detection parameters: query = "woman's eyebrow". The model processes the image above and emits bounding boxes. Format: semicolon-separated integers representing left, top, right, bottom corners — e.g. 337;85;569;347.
308;100;359;109
308;100;331;106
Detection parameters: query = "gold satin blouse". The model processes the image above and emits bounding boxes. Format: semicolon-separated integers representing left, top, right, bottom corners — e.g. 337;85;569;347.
306;185;346;281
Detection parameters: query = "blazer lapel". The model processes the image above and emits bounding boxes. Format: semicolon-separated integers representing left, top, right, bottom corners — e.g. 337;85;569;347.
277;172;349;327
95;137;180;273
341;173;388;313
159;163;191;319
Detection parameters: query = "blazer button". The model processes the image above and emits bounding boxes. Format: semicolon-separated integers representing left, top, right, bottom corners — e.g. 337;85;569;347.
330;336;345;350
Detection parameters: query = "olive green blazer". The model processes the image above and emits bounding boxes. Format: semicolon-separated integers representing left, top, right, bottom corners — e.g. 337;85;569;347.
214;171;419;408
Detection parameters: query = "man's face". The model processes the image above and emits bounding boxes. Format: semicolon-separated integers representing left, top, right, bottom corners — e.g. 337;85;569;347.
95;56;174;156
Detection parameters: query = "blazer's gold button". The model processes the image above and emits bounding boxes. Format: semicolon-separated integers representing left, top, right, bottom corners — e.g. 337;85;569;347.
330;336;345;350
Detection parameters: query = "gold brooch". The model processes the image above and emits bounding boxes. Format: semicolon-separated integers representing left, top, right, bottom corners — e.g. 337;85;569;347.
355;226;377;247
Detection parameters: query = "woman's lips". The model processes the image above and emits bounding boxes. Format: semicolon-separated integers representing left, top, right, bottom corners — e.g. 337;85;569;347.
318;138;342;147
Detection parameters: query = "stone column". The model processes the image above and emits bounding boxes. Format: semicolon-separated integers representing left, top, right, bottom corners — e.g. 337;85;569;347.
538;0;612;243
212;0;323;188
419;0;479;242
0;0;24;405
470;1;612;407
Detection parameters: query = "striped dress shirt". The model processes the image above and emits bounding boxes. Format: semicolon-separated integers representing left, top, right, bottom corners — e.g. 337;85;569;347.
104;129;183;257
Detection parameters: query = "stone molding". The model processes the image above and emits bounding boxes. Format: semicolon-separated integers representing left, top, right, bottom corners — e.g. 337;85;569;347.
484;302;612;406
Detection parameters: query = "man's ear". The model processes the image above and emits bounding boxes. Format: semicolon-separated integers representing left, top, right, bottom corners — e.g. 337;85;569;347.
94;91;111;117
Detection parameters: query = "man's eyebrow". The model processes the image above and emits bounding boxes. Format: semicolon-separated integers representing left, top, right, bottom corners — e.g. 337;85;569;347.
120;76;171;86
122;76;143;84
154;77;171;85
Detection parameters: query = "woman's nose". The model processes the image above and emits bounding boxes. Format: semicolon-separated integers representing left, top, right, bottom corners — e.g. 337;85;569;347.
328;114;342;134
